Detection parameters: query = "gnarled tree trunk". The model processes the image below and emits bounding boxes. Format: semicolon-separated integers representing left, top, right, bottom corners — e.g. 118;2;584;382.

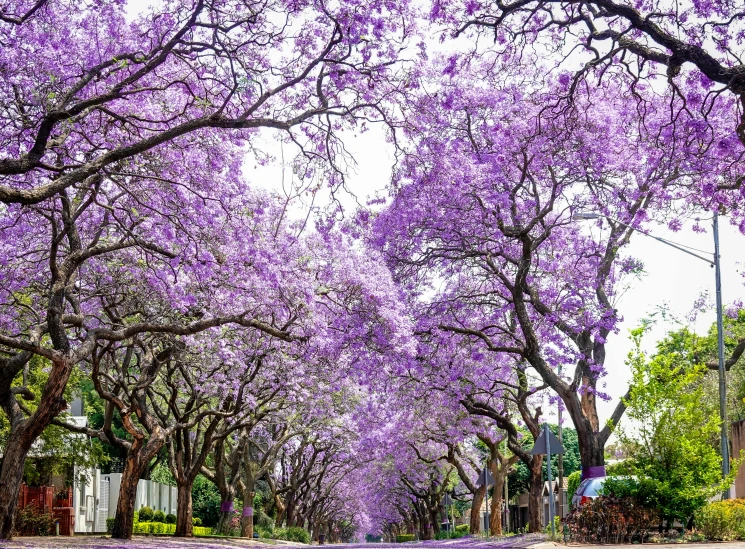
174;482;194;537
469;485;485;534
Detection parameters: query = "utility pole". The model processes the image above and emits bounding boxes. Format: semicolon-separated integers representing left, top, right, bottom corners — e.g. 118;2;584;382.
714;211;731;499
557;365;564;519
574;210;731;498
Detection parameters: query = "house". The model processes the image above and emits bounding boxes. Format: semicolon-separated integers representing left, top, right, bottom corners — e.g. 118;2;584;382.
15;398;177;534
507;477;568;531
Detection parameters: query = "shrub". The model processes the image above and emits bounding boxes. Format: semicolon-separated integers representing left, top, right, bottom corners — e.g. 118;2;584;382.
695;499;745;540
106;517;115;533
565;495;658;544
138;506;154;522
286;526;310;543
396;534;416;542
271;527;287;540
192;474;221;527
153;510;166;523
566;471;582;502
434;529;467;540
192;516;202;526
165;513;176;524
133;510;139;524
14;505;55;536
194;526;212;536
257;526;273;539
454;523;469;534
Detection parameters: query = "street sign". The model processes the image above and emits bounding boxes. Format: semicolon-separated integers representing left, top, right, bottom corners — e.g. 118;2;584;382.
530;424;564;538
530;427;565;455
476;468;495;487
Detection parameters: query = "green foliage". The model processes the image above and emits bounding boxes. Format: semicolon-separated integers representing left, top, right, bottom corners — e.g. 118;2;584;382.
615;328;737;525
106;517;115;533
14;505;55;536
138;506;154;522
192;474;221;527
542;516;561;535
604;461;634;476
434;529;467;540
153;510;166;523
565;495;658;543
256;526;274;538
1;357;109;480
132;522;211;535
165;513;176;524
150;462;176;486
455;523;469;534
566;471;581;503
192;516;203;526
396;534;416;542
694;499;745;540
366;534;383;542
271;526;310;543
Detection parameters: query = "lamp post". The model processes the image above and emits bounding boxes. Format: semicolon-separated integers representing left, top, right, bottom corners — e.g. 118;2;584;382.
573;211;730;498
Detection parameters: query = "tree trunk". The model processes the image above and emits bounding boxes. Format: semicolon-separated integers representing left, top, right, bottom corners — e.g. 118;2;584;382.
215;493;235;535
0;429;33;539
0;357;71;540
490;477;504;536
240;490;255;538
174;482;194;537
111;457;145;539
527;456;543;533
111;436;165;539
469;485;485;534
576;428;606;479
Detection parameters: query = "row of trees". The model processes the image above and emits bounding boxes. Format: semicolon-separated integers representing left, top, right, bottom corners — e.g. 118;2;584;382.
2;0;745;541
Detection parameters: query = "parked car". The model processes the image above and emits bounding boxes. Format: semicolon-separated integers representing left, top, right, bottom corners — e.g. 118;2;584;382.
571;476;636;508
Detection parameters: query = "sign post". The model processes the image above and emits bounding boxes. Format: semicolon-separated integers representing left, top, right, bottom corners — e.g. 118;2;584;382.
476;467;495;535
530;424;565;538
441;493;453;533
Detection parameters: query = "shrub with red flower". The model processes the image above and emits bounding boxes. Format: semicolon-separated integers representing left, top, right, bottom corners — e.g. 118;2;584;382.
565;496;658;544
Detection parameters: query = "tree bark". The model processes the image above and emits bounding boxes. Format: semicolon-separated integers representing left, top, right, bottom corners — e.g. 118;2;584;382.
240;490;255;538
0;356;71;540
174;482;194;537
111;434;166;539
0;429;33;539
527;455;543;534
111;456;146;539
469;485;485;534
490;476;504;536
215;493;235;535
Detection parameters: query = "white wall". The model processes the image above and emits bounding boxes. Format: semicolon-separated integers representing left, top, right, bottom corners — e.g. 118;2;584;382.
89;472;177;531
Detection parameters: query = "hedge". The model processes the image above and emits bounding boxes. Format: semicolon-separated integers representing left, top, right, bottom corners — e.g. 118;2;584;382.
396;534;416;542
131;521;212;535
271;526;311;543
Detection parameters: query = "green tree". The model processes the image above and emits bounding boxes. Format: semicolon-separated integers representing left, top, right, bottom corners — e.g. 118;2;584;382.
654;310;745;424
1;357;107;483
615;328;738;527
192;474;223;527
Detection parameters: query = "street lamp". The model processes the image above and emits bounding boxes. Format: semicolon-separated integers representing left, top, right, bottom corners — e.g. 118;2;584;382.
573;211;730;499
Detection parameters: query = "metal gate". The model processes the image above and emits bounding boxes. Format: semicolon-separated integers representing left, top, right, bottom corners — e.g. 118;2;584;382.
97;477;110;532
